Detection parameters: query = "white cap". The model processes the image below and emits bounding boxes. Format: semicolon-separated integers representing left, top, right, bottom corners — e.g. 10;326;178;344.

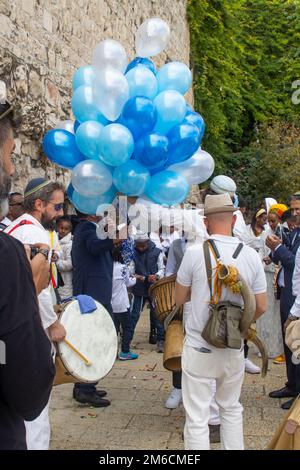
210;175;237;197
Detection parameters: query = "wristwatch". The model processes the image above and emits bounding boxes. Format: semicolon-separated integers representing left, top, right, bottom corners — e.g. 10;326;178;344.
35;248;49;261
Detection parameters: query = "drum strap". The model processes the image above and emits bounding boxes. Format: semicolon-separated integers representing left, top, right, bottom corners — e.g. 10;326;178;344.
7;219;34;234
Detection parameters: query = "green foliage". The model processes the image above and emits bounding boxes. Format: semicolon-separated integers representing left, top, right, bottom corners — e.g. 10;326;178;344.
187;0;300;205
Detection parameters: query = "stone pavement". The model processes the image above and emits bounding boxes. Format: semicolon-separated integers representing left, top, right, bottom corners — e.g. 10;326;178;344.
50;308;287;450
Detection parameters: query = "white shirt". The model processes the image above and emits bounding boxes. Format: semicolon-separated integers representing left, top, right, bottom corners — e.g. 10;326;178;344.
177;234;267;349
290;247;300;318
0;216;11;228
111;262;136;313
233;210;252;244
4;213;58;330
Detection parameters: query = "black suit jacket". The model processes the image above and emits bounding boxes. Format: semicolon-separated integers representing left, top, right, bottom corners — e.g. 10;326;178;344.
272;228;300;317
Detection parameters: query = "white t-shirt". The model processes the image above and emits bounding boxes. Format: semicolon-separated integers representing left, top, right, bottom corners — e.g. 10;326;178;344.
177;234;267;349
111;262;136;313
4;213;58;330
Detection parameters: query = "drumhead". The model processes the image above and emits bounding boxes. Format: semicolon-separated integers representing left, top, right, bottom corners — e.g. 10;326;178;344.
57;300;117;383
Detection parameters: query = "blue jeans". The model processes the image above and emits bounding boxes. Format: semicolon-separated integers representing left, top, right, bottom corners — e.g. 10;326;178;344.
112;310;131;353
130;295;164;342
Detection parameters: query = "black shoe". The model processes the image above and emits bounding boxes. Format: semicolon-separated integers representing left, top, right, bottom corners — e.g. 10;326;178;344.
156;340;164;353
209;424;221;443
73;390;111;407
96;389;107;398
269;386;298;399
281;397;296;410
149;331;157;344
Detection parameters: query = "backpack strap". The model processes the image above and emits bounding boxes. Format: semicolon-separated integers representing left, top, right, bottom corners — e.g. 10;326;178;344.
233;243;243;259
7;219;34;235
203;241;213;301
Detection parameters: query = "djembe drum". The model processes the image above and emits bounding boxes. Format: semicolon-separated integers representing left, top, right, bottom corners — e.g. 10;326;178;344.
149;275;183;372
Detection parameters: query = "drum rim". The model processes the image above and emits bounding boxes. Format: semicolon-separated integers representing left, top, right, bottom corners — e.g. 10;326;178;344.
56;299;117;383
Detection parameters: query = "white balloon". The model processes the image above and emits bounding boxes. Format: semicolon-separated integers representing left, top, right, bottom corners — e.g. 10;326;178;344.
92;39;128;73
72;160;112;197
168;148;215;185
93;67;129;121
135;18;170;58
55;120;75;134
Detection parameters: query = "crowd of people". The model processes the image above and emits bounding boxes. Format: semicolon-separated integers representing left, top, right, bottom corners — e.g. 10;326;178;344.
1;98;300;451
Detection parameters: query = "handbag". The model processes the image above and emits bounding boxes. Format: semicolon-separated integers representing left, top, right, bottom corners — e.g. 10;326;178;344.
201;240;244;349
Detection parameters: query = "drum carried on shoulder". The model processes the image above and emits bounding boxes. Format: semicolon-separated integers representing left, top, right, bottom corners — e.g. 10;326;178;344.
54;299;118;385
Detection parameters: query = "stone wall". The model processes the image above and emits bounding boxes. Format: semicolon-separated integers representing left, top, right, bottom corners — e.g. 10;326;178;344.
0;0;190;191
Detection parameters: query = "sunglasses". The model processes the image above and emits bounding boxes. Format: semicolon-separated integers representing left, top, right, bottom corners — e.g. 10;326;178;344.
47;201;64;212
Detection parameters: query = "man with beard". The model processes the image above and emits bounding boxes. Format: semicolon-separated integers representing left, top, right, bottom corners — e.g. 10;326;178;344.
5;177;66;449
266;193;300;410
0;99;55;449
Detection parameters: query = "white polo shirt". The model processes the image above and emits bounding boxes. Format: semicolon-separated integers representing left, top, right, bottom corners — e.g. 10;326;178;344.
177;234;267;349
4;213;58;330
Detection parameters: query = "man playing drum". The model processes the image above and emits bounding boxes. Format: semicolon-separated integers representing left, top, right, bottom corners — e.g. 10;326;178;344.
5;177;66;450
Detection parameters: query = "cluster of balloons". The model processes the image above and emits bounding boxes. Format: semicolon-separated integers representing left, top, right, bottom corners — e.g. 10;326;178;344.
42;18;215;214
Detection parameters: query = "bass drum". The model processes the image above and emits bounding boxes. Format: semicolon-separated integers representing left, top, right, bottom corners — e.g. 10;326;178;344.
54;299;117;385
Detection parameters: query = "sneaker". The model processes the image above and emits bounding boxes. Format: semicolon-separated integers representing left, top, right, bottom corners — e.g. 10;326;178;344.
73;390;111;407
273;354;285;364
245;358;260;374
165;388;182;409
119;351;139;361
156;340;164;353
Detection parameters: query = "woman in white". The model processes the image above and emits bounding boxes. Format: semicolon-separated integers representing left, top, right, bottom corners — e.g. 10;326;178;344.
256;205;287;362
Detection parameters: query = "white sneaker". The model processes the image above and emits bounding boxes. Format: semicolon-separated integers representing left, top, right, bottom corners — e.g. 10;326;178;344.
165;388;182;409
245;358;261;374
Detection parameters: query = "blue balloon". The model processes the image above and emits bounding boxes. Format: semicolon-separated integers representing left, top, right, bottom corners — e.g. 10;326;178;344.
154;90;186;134
183;112;206;141
126;57;156;75
66;182;74;200
75;121;104;159
99;124;134;167
186;103;194;113
72;86;108;124
126;66;158;100
167;123;201;165
113;160;150;196
145;170;190;206
120;96;157;140
73;66;95;91
72;185;117;215
134;133;169;174
157;62;192;95
42;129;85;169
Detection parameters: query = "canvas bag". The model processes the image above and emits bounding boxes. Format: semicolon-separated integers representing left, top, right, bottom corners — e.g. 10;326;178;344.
201;239;244;349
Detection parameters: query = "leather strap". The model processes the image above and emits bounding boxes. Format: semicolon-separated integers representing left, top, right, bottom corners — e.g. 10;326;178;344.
233;243;243;259
203;241;213;301
7;219;34;235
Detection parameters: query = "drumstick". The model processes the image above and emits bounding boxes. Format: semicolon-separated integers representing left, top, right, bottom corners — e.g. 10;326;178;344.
64;339;92;366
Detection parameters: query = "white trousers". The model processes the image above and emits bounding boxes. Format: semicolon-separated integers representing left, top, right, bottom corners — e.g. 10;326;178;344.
182;344;244;450
25;399;50;450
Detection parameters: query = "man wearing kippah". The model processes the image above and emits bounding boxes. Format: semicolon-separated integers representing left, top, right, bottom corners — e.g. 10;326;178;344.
5;177;66;449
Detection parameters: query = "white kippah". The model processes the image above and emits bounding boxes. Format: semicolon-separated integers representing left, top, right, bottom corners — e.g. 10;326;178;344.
210;175;237;196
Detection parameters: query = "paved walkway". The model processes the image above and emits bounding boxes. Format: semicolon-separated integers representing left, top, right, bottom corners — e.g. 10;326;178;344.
50;308;287;450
